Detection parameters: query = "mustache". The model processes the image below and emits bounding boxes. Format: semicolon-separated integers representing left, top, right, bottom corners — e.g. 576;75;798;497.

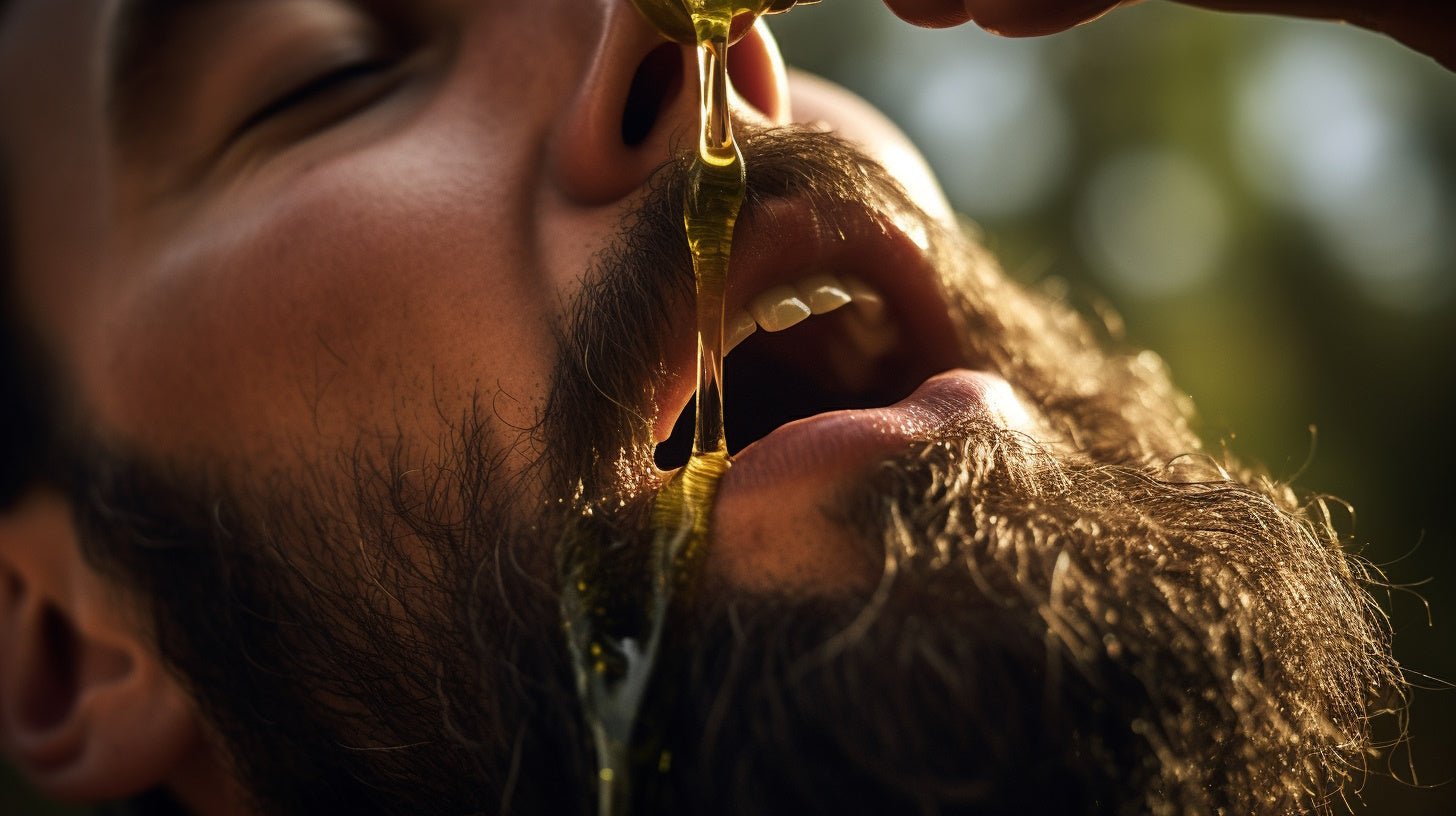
539;124;937;496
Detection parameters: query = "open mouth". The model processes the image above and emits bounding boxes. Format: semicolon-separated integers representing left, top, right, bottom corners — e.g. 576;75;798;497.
648;197;971;473
653;271;927;469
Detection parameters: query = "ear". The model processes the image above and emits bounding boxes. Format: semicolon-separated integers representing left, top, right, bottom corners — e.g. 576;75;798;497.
0;489;201;803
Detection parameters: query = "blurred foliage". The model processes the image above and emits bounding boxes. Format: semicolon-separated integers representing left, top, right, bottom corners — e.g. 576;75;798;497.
773;1;1456;813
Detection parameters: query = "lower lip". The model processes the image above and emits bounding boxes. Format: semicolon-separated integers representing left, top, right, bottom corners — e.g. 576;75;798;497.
714;368;1022;499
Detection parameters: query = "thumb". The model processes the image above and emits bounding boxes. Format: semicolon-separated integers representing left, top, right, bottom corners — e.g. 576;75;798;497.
1172;1;1456;70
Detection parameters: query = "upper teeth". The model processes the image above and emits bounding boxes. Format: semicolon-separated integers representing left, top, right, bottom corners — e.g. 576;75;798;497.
726;273;888;353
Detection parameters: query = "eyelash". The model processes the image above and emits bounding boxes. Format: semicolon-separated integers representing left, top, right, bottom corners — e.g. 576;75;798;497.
239;57;398;136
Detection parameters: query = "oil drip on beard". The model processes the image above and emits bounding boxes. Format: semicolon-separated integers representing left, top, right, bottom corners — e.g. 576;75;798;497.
560;3;743;815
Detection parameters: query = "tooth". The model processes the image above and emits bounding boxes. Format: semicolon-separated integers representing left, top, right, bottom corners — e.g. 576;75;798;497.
843;276;885;323
724;309;757;353
796;274;853;315
749;285;812;332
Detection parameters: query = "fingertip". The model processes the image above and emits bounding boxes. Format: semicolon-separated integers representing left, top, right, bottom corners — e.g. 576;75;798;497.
883;0;974;29
961;0;1123;37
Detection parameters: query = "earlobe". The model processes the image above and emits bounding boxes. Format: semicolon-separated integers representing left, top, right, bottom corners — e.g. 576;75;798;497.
0;490;201;803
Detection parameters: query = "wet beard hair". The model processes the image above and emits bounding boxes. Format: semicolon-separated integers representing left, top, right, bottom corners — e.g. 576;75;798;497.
644;425;1399;815
61;128;1403;816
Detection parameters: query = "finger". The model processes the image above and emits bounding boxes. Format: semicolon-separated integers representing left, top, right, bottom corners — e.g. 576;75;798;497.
961;0;1125;36
1173;1;1456;69
882;0;974;28
883;0;1124;35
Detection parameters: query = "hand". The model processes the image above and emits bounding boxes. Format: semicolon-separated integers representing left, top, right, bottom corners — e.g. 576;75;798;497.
880;1;1455;69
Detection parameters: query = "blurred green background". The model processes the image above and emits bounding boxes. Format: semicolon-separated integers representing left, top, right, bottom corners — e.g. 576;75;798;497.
774;1;1456;813
5;1;1453;813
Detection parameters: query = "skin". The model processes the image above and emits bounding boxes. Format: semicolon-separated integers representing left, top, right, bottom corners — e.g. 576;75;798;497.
883;0;1456;68
0;0;1440;812
8;0;745;488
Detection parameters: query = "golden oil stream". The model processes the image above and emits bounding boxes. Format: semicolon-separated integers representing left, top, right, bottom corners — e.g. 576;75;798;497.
560;3;810;813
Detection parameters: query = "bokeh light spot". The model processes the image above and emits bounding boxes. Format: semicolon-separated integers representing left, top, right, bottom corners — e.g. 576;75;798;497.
1076;148;1230;299
1233;27;1451;311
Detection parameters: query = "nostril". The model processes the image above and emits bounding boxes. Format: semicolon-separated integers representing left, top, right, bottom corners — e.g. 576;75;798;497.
622;43;684;147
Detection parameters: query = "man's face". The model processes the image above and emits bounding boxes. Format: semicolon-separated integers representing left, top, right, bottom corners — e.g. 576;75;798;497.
1;0;978;586
6;0;804;494
1;2;1400;815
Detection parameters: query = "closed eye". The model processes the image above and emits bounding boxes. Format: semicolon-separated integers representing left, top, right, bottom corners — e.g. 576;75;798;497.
235;57;400;139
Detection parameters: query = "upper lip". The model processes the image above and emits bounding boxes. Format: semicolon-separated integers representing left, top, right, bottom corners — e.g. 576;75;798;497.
648;190;971;457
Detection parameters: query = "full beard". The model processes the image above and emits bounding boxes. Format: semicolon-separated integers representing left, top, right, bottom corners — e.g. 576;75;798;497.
639;424;1397;815
62;128;1402;816
67;410;1399;816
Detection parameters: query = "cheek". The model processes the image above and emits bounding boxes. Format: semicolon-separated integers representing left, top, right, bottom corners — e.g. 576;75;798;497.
82;153;558;475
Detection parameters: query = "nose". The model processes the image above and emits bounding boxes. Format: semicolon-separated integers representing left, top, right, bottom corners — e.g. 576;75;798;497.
549;2;791;205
